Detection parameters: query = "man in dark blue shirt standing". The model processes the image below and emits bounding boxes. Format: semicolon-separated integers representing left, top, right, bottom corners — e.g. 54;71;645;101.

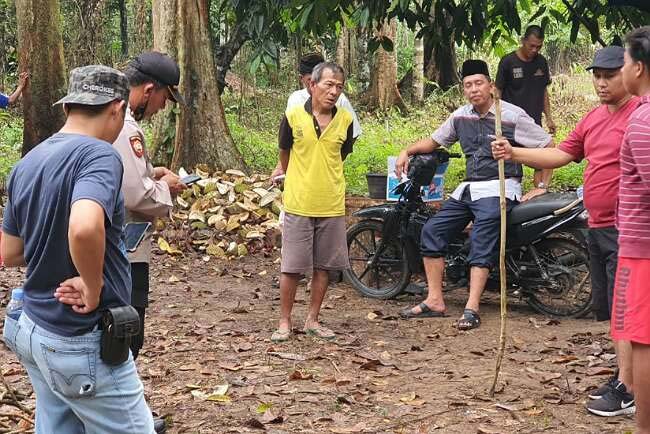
1;65;155;433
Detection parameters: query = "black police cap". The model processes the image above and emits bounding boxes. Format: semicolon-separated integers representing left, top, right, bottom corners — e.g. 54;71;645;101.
130;51;185;105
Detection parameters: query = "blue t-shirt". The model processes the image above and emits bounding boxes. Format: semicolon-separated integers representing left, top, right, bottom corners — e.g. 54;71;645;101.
2;133;131;336
0;93;9;109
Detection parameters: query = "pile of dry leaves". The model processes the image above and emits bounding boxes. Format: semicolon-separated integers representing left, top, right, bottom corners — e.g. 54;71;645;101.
156;167;283;259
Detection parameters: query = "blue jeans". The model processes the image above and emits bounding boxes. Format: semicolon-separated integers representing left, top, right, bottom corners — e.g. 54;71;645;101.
420;190;516;268
3;313;154;434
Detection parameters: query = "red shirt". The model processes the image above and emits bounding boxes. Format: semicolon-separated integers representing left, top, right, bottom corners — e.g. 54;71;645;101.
618;95;650;259
559;97;640;228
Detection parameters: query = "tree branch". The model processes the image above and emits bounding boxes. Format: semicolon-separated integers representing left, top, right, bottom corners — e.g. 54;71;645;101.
214;22;250;93
561;0;607;46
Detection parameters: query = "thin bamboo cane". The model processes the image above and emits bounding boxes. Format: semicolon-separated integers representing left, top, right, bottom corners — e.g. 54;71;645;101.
489;96;507;397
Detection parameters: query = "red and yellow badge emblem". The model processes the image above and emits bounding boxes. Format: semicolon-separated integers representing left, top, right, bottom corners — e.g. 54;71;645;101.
130;135;144;158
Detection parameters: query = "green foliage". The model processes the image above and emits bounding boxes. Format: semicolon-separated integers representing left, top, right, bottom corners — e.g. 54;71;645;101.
395;23;415;79
224;70;593;197
228;113;278;172
0;112;22;188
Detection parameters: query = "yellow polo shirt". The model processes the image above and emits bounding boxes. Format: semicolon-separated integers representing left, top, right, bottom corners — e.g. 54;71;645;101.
280;99;354;217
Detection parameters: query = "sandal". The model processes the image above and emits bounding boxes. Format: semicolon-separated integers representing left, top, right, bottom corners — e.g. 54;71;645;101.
400;302;447;319
271;328;291;342
304;325;336;340
457;308;481;330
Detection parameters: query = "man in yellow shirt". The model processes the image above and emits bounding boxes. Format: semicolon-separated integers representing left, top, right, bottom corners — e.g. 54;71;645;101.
272;62;355;342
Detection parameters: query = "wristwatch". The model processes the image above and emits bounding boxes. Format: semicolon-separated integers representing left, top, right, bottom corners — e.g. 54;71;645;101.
537;182;548;189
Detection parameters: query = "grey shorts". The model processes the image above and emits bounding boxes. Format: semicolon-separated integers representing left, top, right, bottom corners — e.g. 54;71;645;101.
281;213;349;274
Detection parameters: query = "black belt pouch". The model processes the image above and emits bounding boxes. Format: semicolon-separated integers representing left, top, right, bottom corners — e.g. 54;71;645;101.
100;306;140;365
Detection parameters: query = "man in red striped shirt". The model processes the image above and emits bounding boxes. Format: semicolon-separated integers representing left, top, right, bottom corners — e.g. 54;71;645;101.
615;26;650;434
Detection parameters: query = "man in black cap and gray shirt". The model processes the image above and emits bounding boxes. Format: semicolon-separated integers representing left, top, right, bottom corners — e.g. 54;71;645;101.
113;51;188;433
2;65;156;432
395;59;552;330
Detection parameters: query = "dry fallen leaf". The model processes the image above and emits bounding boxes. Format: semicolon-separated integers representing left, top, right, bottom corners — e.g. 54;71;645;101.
157;237;182;255
267;351;306;361
244;418;265;430
191;384;231;404
260;408;284;424
289;370;313;381
330;422;367;433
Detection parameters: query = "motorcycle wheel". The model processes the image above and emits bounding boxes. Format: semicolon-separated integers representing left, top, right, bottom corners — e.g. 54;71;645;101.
343;220;411;299
524;237;592;318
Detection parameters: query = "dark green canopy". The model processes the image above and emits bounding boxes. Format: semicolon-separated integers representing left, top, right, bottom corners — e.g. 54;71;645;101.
609;0;650;13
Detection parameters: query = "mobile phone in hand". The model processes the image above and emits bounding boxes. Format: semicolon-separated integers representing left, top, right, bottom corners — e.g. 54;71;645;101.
181;174;201;185
124;222;152;252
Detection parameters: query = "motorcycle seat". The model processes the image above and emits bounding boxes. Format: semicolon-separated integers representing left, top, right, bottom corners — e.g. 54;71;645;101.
509;192;580;225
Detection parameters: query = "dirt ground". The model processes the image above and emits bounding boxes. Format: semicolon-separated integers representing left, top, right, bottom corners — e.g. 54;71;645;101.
0;251;636;434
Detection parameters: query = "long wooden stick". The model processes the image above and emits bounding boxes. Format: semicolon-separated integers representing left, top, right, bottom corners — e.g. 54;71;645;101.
489;96;508;397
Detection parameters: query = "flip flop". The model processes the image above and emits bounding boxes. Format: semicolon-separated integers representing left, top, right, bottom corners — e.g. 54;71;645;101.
457;308;481;330
271;328;291;342
400;302;447;319
303;325;336;340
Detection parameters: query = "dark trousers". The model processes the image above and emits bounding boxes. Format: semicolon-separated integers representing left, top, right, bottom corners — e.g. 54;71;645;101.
420;188;516;268
587;227;619;322
130;262;149;360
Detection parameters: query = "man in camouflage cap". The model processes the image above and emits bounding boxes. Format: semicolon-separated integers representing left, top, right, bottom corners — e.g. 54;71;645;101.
2;65;157;433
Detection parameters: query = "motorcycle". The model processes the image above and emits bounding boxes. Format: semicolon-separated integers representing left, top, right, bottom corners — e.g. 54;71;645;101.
343;150;592;318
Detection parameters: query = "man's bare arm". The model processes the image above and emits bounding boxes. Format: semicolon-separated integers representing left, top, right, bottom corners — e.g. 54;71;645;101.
543;89;556;134
67;199;106;313
279;149;290;173
0;232;25;266
395;137;442;177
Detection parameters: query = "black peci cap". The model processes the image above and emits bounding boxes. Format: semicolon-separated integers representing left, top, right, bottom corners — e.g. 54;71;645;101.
129;51;185;105
461;59;490;80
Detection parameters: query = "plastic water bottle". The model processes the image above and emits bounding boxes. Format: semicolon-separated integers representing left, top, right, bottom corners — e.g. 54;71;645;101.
576;185;584;200
6;288;24;321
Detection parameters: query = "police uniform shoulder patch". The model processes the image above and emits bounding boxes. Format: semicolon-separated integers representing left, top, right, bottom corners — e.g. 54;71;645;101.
130;135;144;158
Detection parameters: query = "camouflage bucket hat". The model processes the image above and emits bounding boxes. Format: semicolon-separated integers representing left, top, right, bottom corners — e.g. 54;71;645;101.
54;65;130;106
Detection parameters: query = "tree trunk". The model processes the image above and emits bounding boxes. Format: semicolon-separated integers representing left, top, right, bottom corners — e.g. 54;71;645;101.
150;0;178;166
294;33;302;89
356;28;370;85
118;0;128;57
412;35;424;104
364;19;407;112
15;0;67;155
423;11;458;91
131;0;151;55
213;22;249;93
61;0;110;68
152;0;246;172
336;26;354;76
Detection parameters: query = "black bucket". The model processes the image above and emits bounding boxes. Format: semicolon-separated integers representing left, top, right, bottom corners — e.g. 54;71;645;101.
366;173;387;199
